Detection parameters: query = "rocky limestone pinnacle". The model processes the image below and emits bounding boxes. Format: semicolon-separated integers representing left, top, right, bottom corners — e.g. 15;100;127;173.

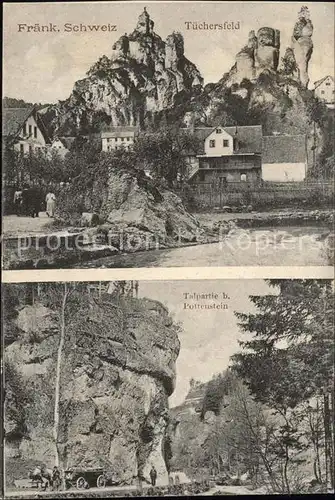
136;7;154;35
292;6;313;87
165;32;185;70
255;27;281;73
234;27;280;83
47;5;203;134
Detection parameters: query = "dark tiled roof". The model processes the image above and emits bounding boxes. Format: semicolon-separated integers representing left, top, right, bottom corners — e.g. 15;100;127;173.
193;127;213;143
101;126;139;138
223;125;262;154
314;75;334;89
262;135;307;163
2;107;34;136
2;107;51;144
185;125;262;154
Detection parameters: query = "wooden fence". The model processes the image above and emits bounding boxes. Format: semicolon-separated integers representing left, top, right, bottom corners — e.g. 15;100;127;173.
180;181;334;209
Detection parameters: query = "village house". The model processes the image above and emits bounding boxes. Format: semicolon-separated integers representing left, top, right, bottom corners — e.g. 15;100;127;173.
187;125;263;184
49;137;74;158
262;135;307;182
49;134;101;157
313;75;335;108
185;125;308;184
101;126;139;152
2;106;50;154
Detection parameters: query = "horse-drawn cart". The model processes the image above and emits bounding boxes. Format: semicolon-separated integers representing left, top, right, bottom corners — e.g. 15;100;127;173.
64;467;107;490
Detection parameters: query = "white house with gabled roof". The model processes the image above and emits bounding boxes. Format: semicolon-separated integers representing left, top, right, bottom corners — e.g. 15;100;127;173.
314;75;334;108
2;106;50;154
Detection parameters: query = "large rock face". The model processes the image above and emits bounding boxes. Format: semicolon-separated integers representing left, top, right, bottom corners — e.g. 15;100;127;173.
101;170;205;244
4;289;180;486
48;8;203;135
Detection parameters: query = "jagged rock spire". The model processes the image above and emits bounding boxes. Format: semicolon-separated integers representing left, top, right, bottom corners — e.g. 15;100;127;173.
136;7;154;35
292;5;313;87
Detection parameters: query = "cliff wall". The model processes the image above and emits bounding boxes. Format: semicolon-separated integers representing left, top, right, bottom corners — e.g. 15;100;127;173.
4;287;180;486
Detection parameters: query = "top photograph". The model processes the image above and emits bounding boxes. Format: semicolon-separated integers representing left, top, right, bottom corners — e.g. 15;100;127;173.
2;1;334;270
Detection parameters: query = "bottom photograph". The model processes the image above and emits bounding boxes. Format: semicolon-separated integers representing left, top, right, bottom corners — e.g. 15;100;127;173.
2;279;334;497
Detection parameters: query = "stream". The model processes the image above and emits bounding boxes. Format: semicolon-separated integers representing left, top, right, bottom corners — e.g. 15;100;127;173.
74;226;333;268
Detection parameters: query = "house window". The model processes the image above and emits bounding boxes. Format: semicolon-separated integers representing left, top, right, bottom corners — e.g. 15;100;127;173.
115;137;118;142
34;126;37;138
209;140;215;148
23;124;27;136
321;90;325;95
326;82;330;86
216;128;221;134
28;125;32;136
29;145;33;154
127;137;130;141
233;138;239;150
121;137;124;141
223;140;229;147
20;144;24;154
240;173;247;182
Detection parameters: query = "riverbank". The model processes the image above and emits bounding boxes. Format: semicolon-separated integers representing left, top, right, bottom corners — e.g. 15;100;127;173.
196;208;334;229
2;209;333;270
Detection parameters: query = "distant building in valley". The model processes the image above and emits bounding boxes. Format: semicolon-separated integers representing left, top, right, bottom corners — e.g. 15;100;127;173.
313;75;334;108
2;106;50;154
101;126;139;152
262;135;307;182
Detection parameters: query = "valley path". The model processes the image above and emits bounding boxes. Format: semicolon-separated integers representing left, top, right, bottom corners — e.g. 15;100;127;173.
3;213;60;237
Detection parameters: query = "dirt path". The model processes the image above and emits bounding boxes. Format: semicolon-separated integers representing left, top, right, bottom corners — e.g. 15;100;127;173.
200;484;268;495
5;484;146;498
3;213;56;237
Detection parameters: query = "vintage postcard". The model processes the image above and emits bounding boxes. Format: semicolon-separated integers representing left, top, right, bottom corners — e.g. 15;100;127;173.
2;1;334;270
2;278;334;496
1;1;335;499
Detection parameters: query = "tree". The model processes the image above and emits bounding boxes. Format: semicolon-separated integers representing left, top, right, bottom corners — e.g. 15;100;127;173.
133;128;202;186
232;279;334;491
280;49;298;77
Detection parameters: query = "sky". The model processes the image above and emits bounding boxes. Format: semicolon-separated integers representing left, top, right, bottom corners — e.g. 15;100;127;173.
139;279;274;407
3;1;334;104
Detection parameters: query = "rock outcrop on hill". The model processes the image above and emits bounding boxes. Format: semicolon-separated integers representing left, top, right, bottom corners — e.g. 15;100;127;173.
4;286;180;486
48;8;202;135
182;6;329;173
218;6;312;89
291;6;313;88
42;5;331;174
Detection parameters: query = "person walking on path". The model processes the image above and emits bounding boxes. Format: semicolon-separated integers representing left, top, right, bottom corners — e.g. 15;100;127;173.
46;191;56;217
52;466;62;491
13;188;23;215
150;465;157;487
